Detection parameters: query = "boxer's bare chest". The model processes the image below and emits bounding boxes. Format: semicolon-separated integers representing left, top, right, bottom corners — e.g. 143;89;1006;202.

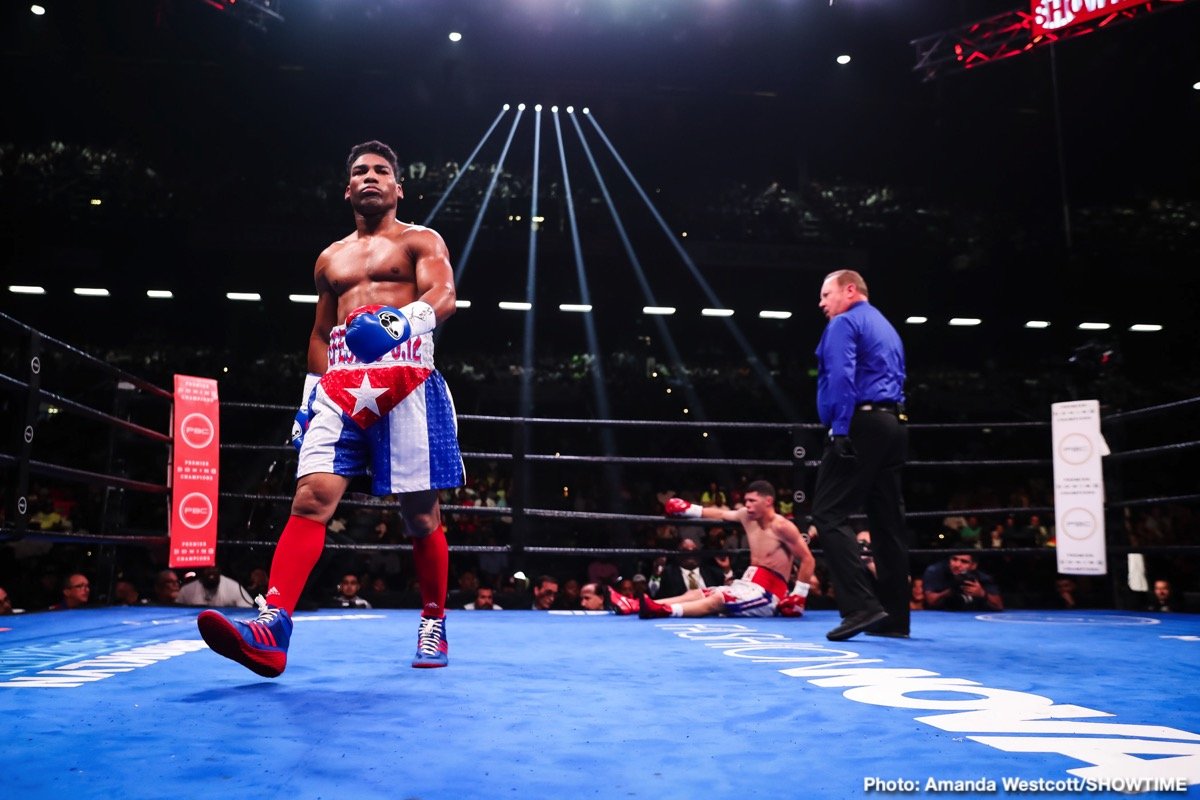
325;236;416;294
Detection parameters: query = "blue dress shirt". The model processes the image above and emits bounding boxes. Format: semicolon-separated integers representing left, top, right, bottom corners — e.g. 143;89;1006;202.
815;300;906;436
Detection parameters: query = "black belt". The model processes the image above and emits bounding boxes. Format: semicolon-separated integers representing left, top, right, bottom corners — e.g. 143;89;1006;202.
856;401;907;420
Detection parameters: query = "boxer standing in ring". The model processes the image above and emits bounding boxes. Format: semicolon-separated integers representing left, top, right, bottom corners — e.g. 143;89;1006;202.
197;140;464;675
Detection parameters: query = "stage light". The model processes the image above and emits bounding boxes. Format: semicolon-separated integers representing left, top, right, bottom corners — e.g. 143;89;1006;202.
566;106;574;114
455;299;472;309
1024;320;1050;329
499;301;532;311
551;106;558;113
836;54;852;65
30;5;45;15
448;31;462;42
582;107;590;115
642;306;676;315
517;103;526;111
905;316;928;325
681;231;688;238
90;198;102;206
10;285;46;295
1193;81;1200;91
226;292;262;301
559;304;593;313
73;288;110;297
1078;322;1110;330
701;308;734;317
147;290;174;299
503;104;511;111
534;104;542;112
1129;324;1163;332
948;317;981;326
288;294;318;304
758;310;792;320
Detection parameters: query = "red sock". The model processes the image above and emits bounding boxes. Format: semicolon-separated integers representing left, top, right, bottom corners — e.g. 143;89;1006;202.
412;526;449;618
266;515;326;614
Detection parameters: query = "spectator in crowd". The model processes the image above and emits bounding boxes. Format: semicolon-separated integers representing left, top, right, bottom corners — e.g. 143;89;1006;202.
857;530;877;580
1052;575;1082;609
177;565;254;608
556;578;581;610
531;575;559;610
153;570;181;604
52;573;91;610
1147;579;1175;612
447;570;479;608
922;552;1003;611
244;567;270;599
580;582;640;615
0;585;15;615
464;586;501;610
113;578;147;606
331;573;372;609
656;537;726;598
909;576;925;610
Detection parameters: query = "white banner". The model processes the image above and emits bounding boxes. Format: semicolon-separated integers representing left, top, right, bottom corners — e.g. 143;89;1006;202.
1051;400;1109;575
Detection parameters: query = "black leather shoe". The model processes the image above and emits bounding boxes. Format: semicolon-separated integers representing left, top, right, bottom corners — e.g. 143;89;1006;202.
826;609;889;642
865;629;910;638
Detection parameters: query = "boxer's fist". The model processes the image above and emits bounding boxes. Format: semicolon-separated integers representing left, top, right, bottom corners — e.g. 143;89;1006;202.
606;586;640;616
290;407;310;452
346;304;412;363
777;580;810;617
665;497;702;518
289;373;321;452
777;594;806;617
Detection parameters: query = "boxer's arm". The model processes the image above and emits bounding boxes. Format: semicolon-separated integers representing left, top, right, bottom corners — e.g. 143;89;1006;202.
409;227;457;326
779;519;816;584
308;257;337;374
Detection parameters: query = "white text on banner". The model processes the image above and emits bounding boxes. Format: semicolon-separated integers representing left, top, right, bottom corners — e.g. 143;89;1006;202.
170;375;220;568
1051;399;1109;576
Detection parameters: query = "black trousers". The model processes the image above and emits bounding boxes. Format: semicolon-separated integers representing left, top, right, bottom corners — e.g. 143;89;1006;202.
811;408;909;631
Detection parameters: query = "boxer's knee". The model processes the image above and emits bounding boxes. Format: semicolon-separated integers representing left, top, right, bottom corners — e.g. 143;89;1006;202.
399;490;442;538
291;474;345;521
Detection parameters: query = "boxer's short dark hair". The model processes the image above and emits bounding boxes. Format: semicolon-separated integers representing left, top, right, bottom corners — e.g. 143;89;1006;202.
745;480;775;500
346;140;400;177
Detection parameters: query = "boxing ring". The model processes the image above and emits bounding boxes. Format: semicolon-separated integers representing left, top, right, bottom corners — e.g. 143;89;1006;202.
2;607;1198;798
2;312;1200;798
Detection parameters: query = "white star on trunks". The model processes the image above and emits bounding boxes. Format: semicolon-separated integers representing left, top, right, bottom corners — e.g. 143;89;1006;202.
346;374;388;417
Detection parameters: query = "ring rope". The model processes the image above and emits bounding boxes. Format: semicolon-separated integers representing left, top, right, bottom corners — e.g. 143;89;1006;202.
1105;440;1200;460
0;311;172;400
1102;395;1200;423
1109;492;1200;509
9;526;1199;560
219;442;1051;469
0;453;169;494
0;372;171;444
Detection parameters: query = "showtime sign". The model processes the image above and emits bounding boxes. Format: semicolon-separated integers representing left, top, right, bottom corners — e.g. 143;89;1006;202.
1031;0;1144;35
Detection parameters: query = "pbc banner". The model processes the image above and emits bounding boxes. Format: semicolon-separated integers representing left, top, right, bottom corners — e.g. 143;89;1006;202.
1031;0;1143;36
169;375;220;568
1050;400;1110;576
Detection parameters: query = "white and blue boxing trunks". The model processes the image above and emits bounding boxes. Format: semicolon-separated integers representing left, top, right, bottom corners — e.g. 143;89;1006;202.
297;323;465;495
701;565;788;617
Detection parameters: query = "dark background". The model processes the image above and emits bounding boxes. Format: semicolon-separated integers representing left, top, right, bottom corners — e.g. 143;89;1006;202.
2;0;1199;410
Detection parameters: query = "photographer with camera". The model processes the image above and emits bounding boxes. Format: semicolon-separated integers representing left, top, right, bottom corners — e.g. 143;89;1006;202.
921;552;1003;612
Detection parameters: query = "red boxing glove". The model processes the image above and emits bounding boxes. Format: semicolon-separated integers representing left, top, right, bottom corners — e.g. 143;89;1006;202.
606;587;640;616
777;581;810;617
665;497;702;518
777;594;806;617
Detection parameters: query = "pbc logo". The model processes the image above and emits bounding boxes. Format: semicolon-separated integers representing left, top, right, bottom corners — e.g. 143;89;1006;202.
378;311;406;340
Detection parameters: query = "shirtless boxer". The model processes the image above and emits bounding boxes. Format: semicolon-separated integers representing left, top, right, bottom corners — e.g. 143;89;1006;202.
640;481;814;619
197;141;464;676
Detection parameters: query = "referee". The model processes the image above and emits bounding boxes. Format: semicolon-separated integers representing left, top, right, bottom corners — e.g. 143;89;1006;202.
811;270;910;641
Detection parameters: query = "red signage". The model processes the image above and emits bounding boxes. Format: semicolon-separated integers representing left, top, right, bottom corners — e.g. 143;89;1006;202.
1031;0;1144;36
169;375;220;568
